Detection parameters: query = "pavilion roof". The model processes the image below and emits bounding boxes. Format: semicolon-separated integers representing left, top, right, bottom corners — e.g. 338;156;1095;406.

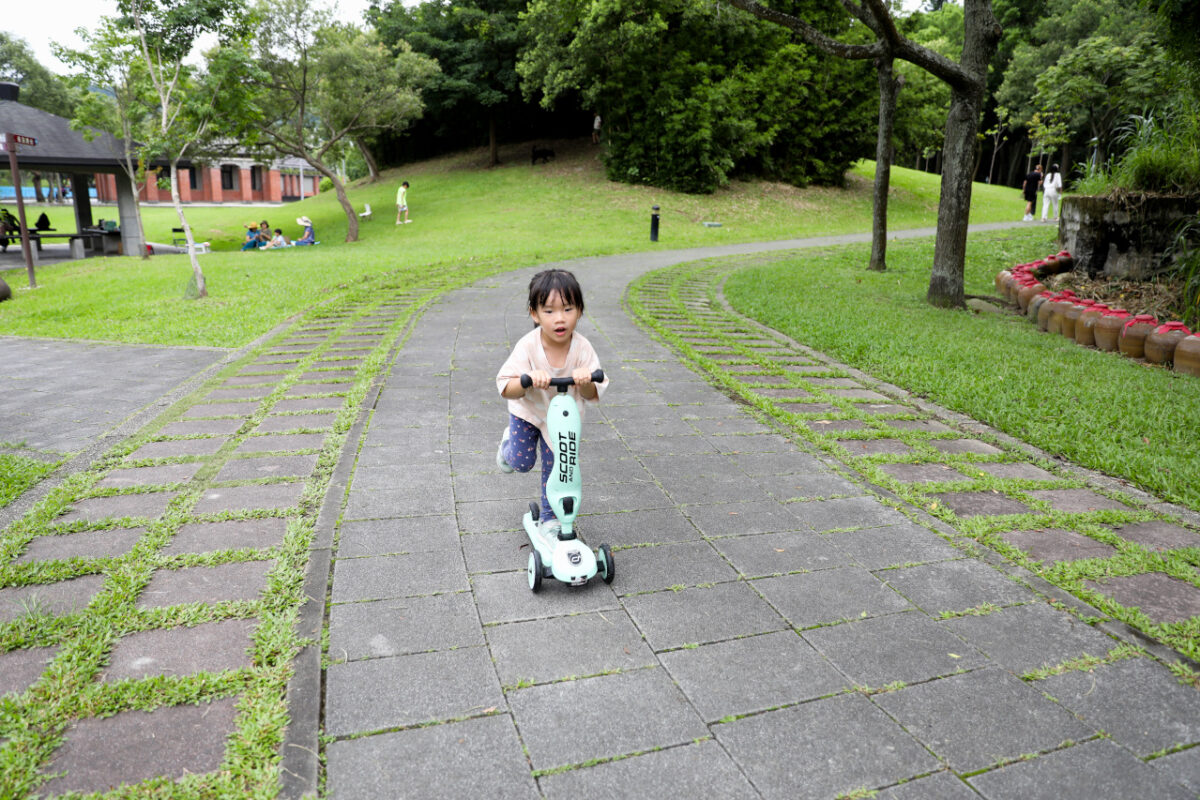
1;100;141;172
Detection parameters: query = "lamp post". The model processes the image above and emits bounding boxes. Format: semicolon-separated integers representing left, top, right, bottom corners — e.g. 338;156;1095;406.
650;205;660;242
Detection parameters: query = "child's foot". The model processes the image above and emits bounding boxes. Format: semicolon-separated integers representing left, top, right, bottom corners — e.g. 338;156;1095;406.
538;518;561;543
496;428;514;473
404;220;412;224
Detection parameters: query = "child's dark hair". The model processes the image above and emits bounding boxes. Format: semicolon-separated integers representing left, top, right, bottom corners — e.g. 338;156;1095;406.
528;269;585;316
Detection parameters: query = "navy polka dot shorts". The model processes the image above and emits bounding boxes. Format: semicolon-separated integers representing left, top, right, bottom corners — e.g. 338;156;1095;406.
501;414;556;521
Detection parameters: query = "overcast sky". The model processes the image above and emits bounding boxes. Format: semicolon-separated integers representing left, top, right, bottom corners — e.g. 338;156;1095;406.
4;0;382;75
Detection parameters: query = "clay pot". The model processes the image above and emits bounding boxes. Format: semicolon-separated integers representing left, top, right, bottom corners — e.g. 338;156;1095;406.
1056;250;1075;271
1039;294;1066;331
1118;314;1159;359
1175;335;1200;377
1094;309;1131;352
1047;296;1076;336
995;270;1011;294
1029;291;1052;322
1075;304;1109;347
1017;281;1045;312
1145;322;1193;365
1061;301;1094;340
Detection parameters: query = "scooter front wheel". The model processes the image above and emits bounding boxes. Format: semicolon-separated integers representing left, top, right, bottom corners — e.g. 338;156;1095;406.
528;550;543;592
598;544;614;584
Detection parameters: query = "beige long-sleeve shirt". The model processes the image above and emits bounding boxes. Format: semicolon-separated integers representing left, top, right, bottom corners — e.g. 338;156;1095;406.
495;328;608;440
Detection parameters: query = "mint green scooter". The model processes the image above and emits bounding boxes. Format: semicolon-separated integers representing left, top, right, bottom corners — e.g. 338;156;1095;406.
520;369;614;592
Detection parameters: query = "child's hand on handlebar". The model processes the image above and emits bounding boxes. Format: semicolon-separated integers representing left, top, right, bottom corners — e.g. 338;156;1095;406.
571;367;594;386
528;370;551;390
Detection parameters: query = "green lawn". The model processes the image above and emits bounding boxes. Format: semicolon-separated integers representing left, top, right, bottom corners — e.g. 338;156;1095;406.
0;141;1020;347
0;453;59;509
722;227;1200;511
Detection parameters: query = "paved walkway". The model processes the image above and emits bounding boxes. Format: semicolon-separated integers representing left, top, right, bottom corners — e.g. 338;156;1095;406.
2;226;1199;798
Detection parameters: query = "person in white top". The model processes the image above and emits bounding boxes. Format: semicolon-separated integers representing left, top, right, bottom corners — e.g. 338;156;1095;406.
495;269;609;537
1042;163;1064;222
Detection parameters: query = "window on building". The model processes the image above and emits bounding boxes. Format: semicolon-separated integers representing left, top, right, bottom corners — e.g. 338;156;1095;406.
189;168;200;191
221;164;235;191
250;166;263;192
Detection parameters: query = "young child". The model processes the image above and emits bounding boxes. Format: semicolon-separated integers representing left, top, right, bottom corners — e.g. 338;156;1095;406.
495;269;608;539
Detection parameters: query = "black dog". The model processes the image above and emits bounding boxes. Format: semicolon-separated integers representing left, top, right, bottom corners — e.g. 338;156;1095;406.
531;145;555;165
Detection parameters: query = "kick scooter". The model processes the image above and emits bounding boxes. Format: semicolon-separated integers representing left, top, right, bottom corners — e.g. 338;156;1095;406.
519;369;614;592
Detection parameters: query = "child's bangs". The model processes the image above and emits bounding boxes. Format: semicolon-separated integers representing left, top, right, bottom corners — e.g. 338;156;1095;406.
528;270;585;312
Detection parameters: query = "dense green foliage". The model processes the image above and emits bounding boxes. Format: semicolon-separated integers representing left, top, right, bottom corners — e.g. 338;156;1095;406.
518;0;876;193
0;33;75;117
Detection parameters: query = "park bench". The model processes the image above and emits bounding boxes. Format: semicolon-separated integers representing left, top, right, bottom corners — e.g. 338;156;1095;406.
28;231;105;260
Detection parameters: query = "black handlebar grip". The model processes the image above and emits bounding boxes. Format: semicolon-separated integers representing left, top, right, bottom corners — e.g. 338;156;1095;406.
518;369;605;389
520;374;533;389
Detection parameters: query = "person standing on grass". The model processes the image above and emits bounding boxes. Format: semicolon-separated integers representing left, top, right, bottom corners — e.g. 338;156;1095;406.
592;113;601;145
495;269;609;542
396;181;411;224
1041;164;1063;223
1022;163;1043;222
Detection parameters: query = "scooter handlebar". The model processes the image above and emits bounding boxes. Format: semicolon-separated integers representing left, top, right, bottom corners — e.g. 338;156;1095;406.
520;369;605;389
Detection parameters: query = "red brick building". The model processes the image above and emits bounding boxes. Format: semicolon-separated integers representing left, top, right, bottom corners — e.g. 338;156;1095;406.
94;157;320;205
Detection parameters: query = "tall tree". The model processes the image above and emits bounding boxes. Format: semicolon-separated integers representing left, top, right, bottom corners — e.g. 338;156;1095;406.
118;0;256;298
249;0;438;242
1;33;78;204
726;0;1002;308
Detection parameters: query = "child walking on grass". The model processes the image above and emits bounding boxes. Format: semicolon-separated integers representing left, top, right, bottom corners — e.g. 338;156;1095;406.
495;269;608;539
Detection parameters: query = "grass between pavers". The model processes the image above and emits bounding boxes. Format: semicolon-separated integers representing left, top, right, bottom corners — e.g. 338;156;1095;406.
626;245;1200;666
0;453;61;510
0;262;500;797
0;146;1020;348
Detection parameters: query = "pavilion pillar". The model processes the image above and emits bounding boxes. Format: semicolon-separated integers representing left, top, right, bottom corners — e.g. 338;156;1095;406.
267;168;281;202
114;171;141;256
71;174;94;230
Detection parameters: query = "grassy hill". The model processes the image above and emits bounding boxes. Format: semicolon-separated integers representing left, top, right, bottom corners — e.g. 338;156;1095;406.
0;139;1021;347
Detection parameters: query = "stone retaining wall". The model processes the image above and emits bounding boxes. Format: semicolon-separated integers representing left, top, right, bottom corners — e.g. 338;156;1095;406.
1060;194;1199;279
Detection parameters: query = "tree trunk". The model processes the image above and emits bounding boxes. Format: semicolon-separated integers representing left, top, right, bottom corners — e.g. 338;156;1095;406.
488;114;499;168
925;0;1000;308
32;172;44;203
311;161;359;243
869;56;902;272
355;138;381;182
171;161;206;298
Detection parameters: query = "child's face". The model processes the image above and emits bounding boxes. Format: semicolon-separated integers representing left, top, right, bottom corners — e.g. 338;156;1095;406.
530;290;581;347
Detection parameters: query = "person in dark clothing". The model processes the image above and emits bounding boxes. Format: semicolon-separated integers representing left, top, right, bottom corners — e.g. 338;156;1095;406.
1022;163;1043;222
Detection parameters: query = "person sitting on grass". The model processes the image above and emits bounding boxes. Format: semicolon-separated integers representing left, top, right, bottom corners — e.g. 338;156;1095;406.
240;221;262;250
260;228;289;249
295;216;316;246
257;220;271;245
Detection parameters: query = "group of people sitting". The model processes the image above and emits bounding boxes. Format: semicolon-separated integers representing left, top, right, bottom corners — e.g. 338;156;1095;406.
241;216;316;250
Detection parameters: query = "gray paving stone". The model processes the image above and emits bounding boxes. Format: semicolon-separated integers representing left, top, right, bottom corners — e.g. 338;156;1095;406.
462;530;528;573
805;419;869;432
125;438;226;460
623;582;786;650
1084;572;1200;623
611;541;738;593
326;715;539;800
337;516;461;557
687;415;774;436
324;647;504;736
973;461;1060;481
56;491;179;525
0;645;58;696
235;433;327;453
729;450;829;476
1037;658;1200;756
208;385;274;401
510;668;707;771
471;570;620;624
1029;489;1132;512
929;490;1033;517
163;518;289;555
684;502;803;537
138;560;273;608
183;401;259;418
711;529;845;576
1111;520;1200;551
997;528;1117;563
855;403;915;415
881;559;1036;613
754;567;914;629
487;610;656;687
329;593;483;661
538;739;758;799
214;454;318;482
715;692;938;800
967;738;1192;800
836;438;915;456
563;481;673;514
273;396;344;412
928;439;1004;456
300;370;356;382
831;522;961;570
873;667;1092;773
103;618;257;681
658;472;774;505
1153;745;1200;795
875;771;981;800
17;527;144;563
710;432;797;454
256;412;336;432
753;471;863;500
224;374;283;386
882;419;957;434
575;508;701;547
452;471;544;503
0;575;106;622
878;463;971;483
159;418;244;436
942;603;1117;675
660;630;846;721
805;610;986;686
39;698;239;796
331;550;468;602
790;495;910;532
756;387;815;400
456;499;522;534
828;388;892;401
285;382;351;397
96;461;204;488
193;482;305;514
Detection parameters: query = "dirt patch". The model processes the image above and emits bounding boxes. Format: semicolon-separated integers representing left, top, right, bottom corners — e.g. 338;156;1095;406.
1045;272;1188;322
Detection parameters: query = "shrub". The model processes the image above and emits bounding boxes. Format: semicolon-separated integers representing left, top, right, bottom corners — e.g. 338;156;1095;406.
319;177;334;193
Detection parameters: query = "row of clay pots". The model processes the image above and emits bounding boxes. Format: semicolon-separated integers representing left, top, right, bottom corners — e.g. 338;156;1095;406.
997;257;1200;377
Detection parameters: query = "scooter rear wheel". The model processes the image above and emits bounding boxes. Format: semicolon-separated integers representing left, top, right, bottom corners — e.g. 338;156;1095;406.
598;544;614;584
528;550;543;592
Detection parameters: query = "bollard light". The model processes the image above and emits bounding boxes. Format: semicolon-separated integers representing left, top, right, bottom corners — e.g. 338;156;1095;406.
650;205;660;242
